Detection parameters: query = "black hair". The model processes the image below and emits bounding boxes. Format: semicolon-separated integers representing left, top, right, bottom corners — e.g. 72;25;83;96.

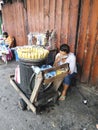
60;44;70;54
3;32;8;38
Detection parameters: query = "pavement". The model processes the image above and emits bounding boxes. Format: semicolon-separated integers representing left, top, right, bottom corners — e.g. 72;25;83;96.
0;60;98;130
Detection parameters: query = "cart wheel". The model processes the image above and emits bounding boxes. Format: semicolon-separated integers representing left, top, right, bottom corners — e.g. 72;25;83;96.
18;99;27;110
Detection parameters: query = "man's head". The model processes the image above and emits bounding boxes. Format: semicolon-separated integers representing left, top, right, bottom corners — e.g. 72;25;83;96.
60;44;70;56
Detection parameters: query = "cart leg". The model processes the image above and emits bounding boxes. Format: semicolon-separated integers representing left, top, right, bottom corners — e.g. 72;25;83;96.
10;78;36;113
27;72;43;110
53;79;63;91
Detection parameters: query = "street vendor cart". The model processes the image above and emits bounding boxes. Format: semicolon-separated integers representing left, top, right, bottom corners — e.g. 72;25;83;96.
10;46;69;113
10;63;69;113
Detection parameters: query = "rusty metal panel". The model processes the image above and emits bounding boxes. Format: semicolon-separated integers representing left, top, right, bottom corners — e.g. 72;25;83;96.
80;0;98;83
68;0;79;52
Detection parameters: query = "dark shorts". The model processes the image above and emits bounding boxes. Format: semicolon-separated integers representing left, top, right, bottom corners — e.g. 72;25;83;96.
63;72;77;86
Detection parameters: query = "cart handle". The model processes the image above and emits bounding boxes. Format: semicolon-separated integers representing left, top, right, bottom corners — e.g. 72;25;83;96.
42;63;69;74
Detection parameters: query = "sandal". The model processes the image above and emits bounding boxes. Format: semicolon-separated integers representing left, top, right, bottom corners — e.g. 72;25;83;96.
59;95;66;101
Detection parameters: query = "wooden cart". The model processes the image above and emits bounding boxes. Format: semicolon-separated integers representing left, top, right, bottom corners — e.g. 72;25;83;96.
10;63;69;113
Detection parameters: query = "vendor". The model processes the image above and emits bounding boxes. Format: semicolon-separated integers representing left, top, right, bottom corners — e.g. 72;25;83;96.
0;32;15;63
3;32;16;48
54;44;77;101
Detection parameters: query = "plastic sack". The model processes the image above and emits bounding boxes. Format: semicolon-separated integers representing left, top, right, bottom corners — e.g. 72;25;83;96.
14;65;20;84
27;32;33;45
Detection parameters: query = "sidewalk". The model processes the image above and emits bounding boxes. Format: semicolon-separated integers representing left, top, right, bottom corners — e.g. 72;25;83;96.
0;60;98;130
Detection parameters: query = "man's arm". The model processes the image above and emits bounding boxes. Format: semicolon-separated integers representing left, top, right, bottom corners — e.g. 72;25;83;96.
53;53;61;66
69;56;76;74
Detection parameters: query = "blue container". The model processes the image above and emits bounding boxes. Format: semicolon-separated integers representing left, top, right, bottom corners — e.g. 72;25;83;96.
14;49;19;61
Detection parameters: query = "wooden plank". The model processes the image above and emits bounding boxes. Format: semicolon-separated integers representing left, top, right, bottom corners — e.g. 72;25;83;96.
29;72;43;103
5;4;9;32
22;4;27;45
18;3;26;45
34;0;39;32
2;2;27;46
12;4;16;37
44;71;68;84
30;0;35;32
10;76;36;113
8;4;13;35
43;63;69;84
12;3;17;43
3;3;17;41
39;0;44;32
53;80;63;91
27;0;36;33
16;3;26;46
49;0;55;30
44;0;50;31
21;2;27;45
27;0;35;32
68;0;79;52
18;3;27;45
77;0;90;66
3;4;11;32
90;23;98;86
26;0;30;32
42;63;69;73
61;0;70;44
81;0;98;82
15;3;21;45
55;0;62;48
90;43;98;87
15;3;21;46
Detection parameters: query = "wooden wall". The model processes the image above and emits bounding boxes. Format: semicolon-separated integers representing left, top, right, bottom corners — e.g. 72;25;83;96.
27;0;79;51
2;2;27;46
2;0;79;52
76;0;98;88
2;0;98;87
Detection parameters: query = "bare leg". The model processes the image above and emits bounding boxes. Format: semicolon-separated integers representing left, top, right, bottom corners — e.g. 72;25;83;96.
59;84;69;100
61;84;69;96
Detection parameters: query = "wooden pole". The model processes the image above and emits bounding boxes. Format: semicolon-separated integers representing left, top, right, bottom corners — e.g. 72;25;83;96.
10;76;36;113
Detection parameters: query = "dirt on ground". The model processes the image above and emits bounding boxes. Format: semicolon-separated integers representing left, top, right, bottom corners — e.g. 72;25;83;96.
0;60;98;130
